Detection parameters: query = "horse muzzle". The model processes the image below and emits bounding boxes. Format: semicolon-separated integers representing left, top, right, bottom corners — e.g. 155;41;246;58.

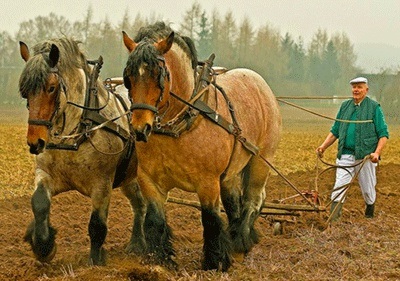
134;123;152;143
28;138;46;155
26;118;52;154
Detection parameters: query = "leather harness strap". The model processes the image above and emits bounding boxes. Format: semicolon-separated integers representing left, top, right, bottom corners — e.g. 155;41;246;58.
152;53;260;156
46;57;132;150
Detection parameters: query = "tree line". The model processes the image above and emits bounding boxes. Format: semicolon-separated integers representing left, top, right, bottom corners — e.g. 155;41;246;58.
0;2;398;121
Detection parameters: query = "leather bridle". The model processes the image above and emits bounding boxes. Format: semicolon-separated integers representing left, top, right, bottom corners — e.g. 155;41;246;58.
124;55;170;115
27;66;66;129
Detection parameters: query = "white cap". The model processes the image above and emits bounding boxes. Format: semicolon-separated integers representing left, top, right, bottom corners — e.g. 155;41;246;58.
349;77;368;84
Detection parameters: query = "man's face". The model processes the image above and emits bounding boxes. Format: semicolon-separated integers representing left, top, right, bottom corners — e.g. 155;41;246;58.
351;83;368;103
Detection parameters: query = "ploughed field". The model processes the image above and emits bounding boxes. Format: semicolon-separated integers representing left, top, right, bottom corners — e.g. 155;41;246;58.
1;107;399;280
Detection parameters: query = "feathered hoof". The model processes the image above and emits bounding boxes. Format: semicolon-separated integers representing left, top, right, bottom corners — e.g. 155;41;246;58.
125;239;147;256
35;244;57;263
89;248;107;266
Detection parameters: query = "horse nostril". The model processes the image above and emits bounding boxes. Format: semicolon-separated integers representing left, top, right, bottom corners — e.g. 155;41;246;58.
37;139;45;150
134;124;152;143
29;139;46;155
143;124;152;136
29;146;37;155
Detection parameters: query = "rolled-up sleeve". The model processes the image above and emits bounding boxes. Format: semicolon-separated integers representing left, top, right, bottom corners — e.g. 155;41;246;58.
374;106;389;139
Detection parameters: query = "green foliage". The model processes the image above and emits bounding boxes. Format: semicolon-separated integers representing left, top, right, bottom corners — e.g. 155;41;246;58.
1;1;399;118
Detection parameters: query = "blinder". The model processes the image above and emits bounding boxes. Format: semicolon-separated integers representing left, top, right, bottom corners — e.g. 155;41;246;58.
123;67;131;90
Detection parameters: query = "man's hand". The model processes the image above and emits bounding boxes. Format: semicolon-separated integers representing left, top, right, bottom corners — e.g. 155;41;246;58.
370;152;380;163
316;133;337;158
316;146;325;157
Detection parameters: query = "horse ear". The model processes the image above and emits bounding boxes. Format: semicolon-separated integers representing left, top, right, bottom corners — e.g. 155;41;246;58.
48;44;60;68
19;41;30;62
156;32;174;54
122;31;137;52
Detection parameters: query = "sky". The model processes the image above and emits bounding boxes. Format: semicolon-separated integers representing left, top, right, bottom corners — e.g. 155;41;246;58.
2;0;400;72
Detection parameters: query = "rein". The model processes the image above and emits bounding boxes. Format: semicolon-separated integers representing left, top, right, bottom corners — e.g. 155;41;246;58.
147;53;367;210
149;53;242;138
125;49;373;212
276;98;373;123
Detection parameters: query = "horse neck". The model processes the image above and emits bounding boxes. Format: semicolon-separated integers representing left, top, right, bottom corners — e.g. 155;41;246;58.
164;47;195;119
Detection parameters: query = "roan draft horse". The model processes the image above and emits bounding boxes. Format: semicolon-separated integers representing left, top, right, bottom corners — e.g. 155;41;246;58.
122;22;281;271
18;38;145;265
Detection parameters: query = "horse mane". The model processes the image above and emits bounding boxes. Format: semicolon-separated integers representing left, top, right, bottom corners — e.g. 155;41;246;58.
19;37;90;97
132;21;198;69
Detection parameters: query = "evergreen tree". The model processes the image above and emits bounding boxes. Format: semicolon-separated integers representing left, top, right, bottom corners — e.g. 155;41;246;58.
16;13;73;44
179;1;201;39
0;31;19;103
331;32;359;93
291;37;307;82
196;11;212;60
217;11;237;68
236;17;253;67
321;40;341;95
82;6;93;44
308;29;329;85
209;9;221;64
251;24;287;87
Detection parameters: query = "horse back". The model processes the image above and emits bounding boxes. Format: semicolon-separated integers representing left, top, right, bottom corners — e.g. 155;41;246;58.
213;68;281;156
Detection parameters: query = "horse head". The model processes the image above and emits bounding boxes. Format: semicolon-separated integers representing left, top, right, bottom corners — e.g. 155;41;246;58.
122;31;174;142
19;41;64;154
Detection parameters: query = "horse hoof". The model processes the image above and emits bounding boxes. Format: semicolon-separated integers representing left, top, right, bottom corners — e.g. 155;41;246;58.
125;240;147;255
232;252;245;263
35;244;57;263
90;248;107;266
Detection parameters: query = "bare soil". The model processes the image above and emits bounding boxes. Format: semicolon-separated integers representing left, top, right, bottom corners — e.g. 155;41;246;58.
1;107;399;280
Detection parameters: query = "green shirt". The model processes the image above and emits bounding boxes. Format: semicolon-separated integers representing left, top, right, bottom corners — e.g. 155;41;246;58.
330;97;389;159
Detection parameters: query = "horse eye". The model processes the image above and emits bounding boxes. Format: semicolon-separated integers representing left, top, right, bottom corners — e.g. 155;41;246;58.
48;86;56;93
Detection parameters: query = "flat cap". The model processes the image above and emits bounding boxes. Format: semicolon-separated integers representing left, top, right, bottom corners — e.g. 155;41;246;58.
349;77;368;84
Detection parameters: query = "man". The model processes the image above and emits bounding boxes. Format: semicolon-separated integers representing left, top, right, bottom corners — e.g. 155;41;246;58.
316;77;389;221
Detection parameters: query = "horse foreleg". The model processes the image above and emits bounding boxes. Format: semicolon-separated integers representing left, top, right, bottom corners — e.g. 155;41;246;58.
88;192;111;266
121;180;147;255
143;200;176;269
24;181;57;263
230;160;267;255
199;187;233;272
134;172;176;269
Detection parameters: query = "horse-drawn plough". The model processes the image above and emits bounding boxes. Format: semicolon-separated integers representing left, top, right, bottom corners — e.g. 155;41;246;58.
18;22;362;270
103;46;366;236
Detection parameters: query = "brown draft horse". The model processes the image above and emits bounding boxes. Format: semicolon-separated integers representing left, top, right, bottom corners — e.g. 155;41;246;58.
18;37;145;265
122;22;281;271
